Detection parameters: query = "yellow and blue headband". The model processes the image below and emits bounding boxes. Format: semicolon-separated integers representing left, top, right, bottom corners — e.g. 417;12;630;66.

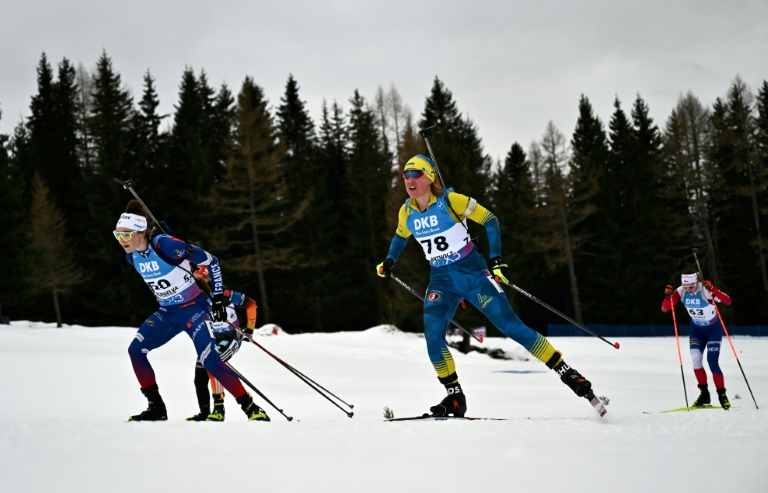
403;154;436;183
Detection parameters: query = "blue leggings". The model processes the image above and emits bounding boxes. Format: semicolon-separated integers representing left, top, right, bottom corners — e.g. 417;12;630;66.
423;251;558;380
689;320;724;375
128;293;245;397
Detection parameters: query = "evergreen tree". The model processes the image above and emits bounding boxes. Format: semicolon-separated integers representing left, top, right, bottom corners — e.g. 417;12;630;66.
308;100;356;330
273;74;322;329
344;90;393;328
81;51;139;321
627;95;668;322
489;142;549;329
660;92;711;276
0;114;30;319
420;77;490;203
708;77;767;322
166;69;234;241
601;97;638;321
26;55;81;223
127;70;170;203
754;80;768;294
209;77;304;323
568;95;610;320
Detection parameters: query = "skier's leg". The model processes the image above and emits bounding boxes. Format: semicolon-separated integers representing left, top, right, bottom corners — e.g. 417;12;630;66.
423;283;466;416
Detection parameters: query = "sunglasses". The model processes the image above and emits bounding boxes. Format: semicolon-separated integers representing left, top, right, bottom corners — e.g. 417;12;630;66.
684;284;697;289
113;230;141;241
403;170;425;180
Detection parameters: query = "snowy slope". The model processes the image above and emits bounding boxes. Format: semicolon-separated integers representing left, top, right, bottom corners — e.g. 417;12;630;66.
1;321;766;493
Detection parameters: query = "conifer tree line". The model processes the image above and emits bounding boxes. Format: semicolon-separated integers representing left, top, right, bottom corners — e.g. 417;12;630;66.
0;51;766;332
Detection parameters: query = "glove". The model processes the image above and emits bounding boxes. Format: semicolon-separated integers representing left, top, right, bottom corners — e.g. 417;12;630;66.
376;258;395;278
244;327;254;337
490;257;511;284
702;280;713;290
211;293;228;322
664;285;675;297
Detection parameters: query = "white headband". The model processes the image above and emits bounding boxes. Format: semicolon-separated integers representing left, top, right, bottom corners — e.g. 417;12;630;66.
116;213;148;231
681;273;698;286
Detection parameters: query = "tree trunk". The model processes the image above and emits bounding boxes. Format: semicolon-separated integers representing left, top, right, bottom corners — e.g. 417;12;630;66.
52;286;62;328
561;204;583;323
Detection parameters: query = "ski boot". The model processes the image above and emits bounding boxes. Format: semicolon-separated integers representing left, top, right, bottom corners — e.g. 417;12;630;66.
693;384;711;407
186;407;210;421
553;360;592;397
716;388;731;410
129;383;168;421
430;383;467;417
206;393;226;421
236;393;270;421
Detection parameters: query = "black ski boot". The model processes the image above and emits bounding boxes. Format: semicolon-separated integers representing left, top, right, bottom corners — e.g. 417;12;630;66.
235;393;270;421
553;360;592;397
186;408;210;421
716;388;731;410
693;384;711;407
430;383;467;417
129;383;168;421
206;393;226;421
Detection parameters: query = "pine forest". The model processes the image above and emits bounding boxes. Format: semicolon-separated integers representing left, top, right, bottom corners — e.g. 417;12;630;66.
1;52;767;333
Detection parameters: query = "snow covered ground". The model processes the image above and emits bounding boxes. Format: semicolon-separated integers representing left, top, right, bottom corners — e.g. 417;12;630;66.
1;321;766;493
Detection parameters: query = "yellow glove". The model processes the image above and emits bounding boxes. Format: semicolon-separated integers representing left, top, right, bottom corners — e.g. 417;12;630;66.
490;257;510;284
376;258;394;278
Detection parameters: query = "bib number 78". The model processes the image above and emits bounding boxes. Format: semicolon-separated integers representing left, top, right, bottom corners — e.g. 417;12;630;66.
420;236;449;254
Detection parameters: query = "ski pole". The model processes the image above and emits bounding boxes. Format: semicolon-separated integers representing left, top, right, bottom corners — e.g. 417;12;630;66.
692;249;759;409
228;322;354;417
419;126;447;188
389;273;483;343
494;277;620;349
667;291;689;409
114;178;167;234
225;362;294;421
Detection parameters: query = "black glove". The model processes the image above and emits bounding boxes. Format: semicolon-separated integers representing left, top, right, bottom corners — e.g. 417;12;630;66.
211;293;228;322
664;285;675;297
490;257;511;284
376;258;395;278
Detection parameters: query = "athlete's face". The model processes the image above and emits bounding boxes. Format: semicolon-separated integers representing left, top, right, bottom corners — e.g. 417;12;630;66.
403;170;432;200
115;228;148;253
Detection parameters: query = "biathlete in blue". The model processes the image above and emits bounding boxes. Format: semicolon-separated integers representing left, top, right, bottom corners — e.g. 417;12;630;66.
662;273;732;409
115;200;269;421
377;155;598;417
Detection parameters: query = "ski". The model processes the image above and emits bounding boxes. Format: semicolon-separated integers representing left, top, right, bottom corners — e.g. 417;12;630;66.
586;391;608;417
659;404;730;413
386;413;506;422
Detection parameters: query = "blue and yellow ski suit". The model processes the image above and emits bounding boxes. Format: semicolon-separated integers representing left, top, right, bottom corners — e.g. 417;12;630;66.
384;189;561;385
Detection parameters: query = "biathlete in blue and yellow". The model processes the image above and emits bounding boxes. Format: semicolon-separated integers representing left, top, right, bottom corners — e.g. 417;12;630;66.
377;154;596;417
115;199;269;422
